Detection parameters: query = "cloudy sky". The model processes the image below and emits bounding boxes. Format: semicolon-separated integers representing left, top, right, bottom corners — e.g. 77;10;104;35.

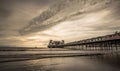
0;0;120;47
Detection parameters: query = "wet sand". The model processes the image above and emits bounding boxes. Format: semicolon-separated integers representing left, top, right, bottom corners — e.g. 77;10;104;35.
0;56;120;71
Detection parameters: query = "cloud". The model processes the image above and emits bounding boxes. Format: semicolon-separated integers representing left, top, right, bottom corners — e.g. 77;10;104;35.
0;0;57;47
20;0;119;35
0;0;120;47
19;0;68;34
41;0;120;41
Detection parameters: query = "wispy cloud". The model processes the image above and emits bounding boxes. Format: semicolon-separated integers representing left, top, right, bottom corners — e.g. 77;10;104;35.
20;0;119;35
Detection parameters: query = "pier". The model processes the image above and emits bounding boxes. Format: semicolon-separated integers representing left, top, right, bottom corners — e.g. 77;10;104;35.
48;32;120;52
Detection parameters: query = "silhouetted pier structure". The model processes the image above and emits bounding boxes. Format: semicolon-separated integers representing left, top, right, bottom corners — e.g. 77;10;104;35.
64;32;120;51
48;32;120;52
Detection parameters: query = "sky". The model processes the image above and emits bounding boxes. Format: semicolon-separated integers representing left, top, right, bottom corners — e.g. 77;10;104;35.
0;0;120;47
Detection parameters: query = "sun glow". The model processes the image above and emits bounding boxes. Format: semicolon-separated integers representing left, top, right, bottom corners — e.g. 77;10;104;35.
28;35;41;40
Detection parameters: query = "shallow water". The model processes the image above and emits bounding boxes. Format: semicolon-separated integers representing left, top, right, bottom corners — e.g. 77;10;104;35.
0;48;113;55
0;56;120;71
0;48;120;71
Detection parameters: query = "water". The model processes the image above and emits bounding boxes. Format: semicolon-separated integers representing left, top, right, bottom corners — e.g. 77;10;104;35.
0;48;120;71
0;48;113;55
0;50;105;55
0;56;120;71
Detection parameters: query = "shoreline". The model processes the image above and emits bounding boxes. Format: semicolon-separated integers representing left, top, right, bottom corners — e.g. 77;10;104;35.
0;53;103;63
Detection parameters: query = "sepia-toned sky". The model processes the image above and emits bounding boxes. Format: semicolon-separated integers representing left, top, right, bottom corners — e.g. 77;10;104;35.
0;0;120;47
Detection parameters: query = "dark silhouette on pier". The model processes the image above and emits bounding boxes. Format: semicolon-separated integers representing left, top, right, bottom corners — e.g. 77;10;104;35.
48;40;64;48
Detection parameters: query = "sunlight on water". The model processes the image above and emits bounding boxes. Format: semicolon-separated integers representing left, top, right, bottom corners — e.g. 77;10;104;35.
0;56;120;71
